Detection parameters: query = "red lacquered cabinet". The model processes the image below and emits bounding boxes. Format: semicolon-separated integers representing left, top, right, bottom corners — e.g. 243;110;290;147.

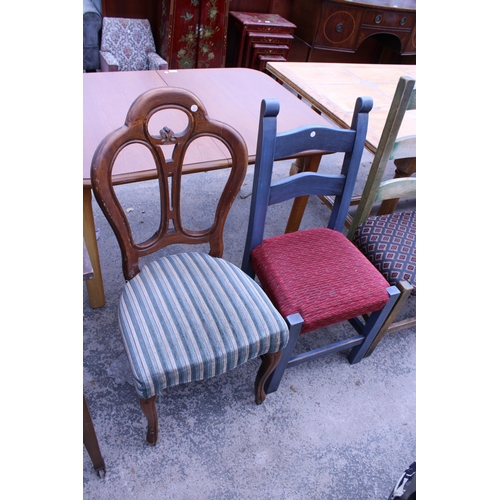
157;0;231;69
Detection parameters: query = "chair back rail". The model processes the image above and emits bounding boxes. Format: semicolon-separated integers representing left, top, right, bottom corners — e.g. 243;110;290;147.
375;177;416;203
391;135;416;161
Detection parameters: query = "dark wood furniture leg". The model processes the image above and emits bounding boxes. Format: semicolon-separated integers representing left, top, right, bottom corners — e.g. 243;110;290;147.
140;395;158;446
83;395;106;478
255;351;283;404
285;154;323;233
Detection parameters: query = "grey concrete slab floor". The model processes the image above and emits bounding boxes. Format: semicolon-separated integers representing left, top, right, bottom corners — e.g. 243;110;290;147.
83;152;416;500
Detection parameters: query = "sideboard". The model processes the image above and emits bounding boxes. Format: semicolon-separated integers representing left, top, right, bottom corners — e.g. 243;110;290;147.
289;0;416;63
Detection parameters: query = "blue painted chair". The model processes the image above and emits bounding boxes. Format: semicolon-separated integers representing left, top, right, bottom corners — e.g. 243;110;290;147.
91;87;289;445
241;97;400;395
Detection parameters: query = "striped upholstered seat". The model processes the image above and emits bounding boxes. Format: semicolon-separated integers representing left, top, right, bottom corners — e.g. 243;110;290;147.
119;252;289;400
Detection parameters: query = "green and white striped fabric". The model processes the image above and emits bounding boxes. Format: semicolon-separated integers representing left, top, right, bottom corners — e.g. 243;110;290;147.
118;252;289;399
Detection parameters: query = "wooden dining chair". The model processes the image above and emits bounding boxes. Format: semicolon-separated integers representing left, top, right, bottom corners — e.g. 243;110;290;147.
241;97;400;395
91;87;289;445
346;76;416;357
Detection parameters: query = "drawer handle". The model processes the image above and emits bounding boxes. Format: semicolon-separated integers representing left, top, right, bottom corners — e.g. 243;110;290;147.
336;23;344;33
375;15;382;24
400;17;407;25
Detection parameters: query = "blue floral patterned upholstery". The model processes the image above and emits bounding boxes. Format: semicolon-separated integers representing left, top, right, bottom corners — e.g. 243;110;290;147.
118;252;289;399
99;17;168;71
353;211;416;292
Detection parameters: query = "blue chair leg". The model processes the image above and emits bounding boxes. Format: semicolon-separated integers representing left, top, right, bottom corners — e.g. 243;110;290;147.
264;313;303;394
347;285;400;364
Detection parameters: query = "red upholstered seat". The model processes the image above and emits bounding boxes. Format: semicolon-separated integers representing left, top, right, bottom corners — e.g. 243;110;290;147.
251;228;390;334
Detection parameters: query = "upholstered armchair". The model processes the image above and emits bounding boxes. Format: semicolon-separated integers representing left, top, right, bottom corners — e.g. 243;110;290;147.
99;17;168;72
83;0;102;71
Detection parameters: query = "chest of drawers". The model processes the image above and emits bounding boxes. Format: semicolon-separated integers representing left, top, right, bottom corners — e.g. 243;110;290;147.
226;11;296;69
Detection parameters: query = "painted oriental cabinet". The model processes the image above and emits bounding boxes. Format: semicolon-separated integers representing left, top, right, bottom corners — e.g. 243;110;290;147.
157;0;230;69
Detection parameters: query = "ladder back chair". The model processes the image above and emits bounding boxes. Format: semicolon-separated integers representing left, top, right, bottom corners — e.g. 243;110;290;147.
91;87;289;445
346;76;416;356
241;97;400;395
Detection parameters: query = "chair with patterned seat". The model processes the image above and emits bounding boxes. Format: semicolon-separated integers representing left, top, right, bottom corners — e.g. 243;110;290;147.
241;97;400;395
91;87;289;445
346;76;416;356
99;17;168;72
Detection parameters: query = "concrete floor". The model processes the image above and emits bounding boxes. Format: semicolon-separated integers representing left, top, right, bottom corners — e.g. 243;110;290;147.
83;149;416;499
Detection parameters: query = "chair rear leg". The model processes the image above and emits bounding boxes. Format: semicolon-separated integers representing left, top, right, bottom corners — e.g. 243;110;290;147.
83;395;106;477
263;313;303;395
348;285;400;364
139;395;158;446
255;351;283;404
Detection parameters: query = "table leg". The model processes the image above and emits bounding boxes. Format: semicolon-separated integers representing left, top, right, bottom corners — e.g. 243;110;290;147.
83;395;106;477
285;154;322;233
377;157;416;215
83;187;106;308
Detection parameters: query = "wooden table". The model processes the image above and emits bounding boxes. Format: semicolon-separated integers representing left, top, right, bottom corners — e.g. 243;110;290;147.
266;62;416;154
265;62;416;231
84;68;333;308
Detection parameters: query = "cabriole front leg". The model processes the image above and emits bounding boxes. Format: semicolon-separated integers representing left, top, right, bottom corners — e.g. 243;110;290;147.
255;351;283;404
140;395;158;445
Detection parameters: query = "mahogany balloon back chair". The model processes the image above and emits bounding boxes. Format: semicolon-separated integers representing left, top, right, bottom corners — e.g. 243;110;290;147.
91;87;289;445
346;76;416;357
241;97;400;395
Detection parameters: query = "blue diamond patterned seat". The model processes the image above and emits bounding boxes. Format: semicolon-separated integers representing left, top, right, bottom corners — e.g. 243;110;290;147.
353;211;416;293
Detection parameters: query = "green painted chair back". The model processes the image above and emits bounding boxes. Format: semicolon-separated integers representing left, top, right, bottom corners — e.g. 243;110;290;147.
346;76;416;239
